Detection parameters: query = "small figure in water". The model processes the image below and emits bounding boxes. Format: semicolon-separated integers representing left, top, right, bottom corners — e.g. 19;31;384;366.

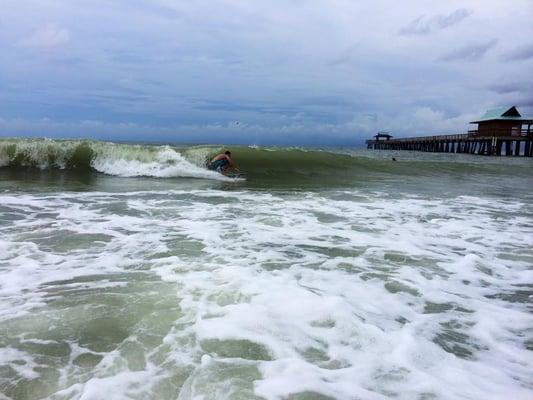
208;150;240;175
392;157;397;161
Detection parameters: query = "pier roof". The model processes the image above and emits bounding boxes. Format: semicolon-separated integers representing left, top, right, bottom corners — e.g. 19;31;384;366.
374;132;393;138
470;106;533;124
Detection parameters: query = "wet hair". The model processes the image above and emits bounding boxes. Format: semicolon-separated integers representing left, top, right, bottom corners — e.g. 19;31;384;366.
225;150;231;155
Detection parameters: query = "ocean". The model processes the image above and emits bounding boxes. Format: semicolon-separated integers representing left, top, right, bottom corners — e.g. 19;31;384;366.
0;137;532;400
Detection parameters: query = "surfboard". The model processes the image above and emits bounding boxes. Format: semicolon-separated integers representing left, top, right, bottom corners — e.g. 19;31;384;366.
224;171;244;179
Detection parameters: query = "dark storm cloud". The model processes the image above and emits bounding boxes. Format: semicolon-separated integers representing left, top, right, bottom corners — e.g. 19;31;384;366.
505;43;533;61
399;8;473;36
439;39;498;62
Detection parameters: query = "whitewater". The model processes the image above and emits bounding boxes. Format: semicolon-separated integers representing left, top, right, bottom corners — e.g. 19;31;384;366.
0;138;532;400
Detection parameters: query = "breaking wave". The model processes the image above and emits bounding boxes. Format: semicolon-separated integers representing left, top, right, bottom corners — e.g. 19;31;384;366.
0;138;231;180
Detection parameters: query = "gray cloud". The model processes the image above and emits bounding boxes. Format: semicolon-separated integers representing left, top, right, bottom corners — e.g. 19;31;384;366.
439;39;498;62
400;8;473;36
328;44;360;66
1;1;532;144
519;96;533;108
505;43;533;61
486;81;533;95
487;82;523;94
485;81;533;117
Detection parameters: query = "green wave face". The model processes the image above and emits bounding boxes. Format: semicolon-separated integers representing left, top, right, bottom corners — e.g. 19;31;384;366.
0;138;364;177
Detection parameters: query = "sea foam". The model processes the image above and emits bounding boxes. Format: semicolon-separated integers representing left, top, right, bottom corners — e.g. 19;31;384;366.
1;187;532;399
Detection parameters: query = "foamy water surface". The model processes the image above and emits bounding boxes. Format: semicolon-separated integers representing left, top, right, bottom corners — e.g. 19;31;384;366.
0;143;532;400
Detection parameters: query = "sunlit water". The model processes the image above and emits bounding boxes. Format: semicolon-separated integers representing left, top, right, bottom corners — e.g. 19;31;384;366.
1;139;532;400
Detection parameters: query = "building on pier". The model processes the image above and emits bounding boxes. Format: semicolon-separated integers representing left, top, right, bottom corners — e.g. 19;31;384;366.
469;106;533;137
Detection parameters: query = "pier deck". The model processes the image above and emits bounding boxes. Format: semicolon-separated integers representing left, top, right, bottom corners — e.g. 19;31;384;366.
366;131;533;157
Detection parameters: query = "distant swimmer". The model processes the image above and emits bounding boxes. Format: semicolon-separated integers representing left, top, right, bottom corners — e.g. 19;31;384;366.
208;150;240;175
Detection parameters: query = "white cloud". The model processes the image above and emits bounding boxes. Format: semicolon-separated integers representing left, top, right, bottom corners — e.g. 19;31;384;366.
18;23;71;49
384;107;482;137
413;107;445;122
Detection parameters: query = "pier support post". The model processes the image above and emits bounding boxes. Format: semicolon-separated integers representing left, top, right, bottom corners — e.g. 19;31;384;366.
479;140;485;155
514;140;521;156
496;140;502;156
505;141;512;156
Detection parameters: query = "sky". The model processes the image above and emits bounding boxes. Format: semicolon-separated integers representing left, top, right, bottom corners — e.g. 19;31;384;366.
1;0;532;146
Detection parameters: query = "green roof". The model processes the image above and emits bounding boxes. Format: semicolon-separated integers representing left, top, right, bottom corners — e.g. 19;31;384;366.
470;106;533;123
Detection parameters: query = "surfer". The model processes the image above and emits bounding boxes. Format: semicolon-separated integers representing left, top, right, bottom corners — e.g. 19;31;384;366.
208;150;240;175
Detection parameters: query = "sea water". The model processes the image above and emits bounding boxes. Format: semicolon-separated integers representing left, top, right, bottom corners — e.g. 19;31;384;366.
0;138;532;400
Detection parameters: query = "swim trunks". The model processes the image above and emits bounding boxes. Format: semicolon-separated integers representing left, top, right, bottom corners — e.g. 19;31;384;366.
208;159;228;171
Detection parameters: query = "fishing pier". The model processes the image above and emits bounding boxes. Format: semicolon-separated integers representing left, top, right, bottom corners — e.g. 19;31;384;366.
366;106;533;157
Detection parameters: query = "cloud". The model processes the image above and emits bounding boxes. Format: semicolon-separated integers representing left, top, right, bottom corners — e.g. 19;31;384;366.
487;82;522;94
0;116;376;146
504;43;533;61
18;24;71;49
328;43;360;66
386;106;480;137
1;1;532;145
518;96;533;108
413;107;445;122
439;39;498;62
486;83;533;116
400;8;473;36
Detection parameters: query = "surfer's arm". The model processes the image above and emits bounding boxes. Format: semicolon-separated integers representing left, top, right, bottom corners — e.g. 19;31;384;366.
226;156;240;171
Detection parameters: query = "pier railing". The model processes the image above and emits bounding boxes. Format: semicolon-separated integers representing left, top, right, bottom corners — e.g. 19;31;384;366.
376;130;532;144
467;129;531;137
382;134;468;143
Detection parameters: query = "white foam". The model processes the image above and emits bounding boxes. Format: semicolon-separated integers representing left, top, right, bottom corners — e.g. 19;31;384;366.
1;189;532;399
91;145;235;181
0;347;40;379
